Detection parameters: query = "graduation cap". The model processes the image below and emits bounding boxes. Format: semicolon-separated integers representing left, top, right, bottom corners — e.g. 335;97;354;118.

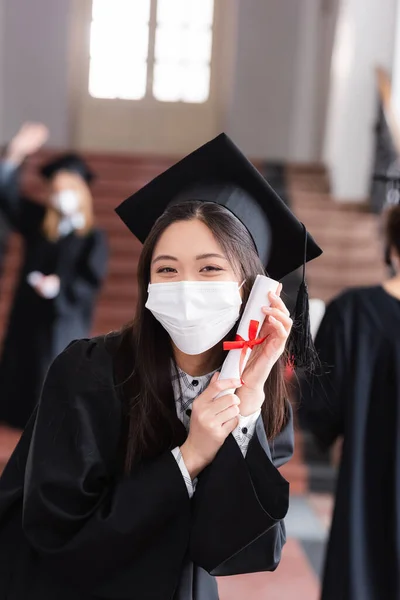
116;133;322;369
40;153;95;184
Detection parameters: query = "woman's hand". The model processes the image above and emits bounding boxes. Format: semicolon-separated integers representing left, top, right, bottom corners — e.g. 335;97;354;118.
6;122;49;165
27;272;60;299
180;374;242;479
237;284;292;416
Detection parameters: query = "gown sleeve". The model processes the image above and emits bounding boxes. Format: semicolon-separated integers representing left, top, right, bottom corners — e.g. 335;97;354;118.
54;229;109;315
0;160;44;234
300;299;347;447
189;403;294;575
21;339;191;597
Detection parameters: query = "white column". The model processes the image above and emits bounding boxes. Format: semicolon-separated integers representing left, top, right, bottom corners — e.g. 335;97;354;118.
226;0;304;160
323;0;398;200
0;0;5;145
391;0;400;125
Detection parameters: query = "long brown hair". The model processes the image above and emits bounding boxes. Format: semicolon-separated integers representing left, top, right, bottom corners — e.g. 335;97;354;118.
386;205;400;256
120;201;289;470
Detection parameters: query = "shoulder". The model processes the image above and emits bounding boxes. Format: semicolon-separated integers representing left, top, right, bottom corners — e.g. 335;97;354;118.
48;332;124;392
327;285;381;314
87;227;107;243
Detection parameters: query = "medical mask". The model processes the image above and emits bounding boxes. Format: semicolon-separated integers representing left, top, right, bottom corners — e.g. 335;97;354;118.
51;190;80;216
145;280;243;355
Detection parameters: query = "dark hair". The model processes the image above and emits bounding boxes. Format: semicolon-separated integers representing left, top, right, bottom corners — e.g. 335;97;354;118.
120;201;289;470
386;205;400;256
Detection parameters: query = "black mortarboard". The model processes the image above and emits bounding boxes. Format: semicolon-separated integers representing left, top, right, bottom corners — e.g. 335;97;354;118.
115;133;321;280
116;133;323;370
40;152;95;184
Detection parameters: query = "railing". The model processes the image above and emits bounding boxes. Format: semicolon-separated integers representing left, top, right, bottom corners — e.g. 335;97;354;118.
370;67;400;213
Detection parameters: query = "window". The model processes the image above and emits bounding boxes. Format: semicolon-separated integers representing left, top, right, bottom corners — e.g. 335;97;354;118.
89;0;214;103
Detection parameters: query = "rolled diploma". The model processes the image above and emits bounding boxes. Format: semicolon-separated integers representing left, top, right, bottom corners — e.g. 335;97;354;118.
217;274;279;397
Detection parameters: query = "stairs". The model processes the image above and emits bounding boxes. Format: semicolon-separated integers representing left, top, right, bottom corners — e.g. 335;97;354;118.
287;165;386;303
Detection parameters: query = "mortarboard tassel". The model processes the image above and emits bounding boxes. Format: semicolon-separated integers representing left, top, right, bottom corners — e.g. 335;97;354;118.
288;224;320;372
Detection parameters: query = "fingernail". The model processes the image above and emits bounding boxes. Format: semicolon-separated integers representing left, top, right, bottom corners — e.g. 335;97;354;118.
269;315;277;323
263;306;272;312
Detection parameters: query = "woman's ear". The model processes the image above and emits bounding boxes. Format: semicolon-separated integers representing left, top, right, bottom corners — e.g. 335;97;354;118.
392;251;400;274
386;245;400;275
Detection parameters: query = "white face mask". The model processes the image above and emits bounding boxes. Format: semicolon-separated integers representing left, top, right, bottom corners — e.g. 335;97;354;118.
51;189;80;216
145;280;243;355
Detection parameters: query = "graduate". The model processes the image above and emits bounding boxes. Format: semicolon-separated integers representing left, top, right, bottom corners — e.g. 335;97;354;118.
0;133;321;599
301;203;400;599
0;122;108;430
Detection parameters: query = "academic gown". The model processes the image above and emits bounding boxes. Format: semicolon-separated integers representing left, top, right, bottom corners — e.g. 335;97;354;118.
0;331;294;600
301;286;400;600
0;162;108;430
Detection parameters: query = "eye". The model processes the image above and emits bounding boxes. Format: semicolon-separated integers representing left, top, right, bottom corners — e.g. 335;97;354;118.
156;267;178;274
200;265;224;272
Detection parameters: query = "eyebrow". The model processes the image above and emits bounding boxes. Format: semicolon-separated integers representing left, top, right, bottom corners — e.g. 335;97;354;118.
151;253;228;265
195;253;228;261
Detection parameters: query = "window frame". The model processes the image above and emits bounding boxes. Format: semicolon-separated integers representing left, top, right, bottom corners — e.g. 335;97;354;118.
88;0;216;105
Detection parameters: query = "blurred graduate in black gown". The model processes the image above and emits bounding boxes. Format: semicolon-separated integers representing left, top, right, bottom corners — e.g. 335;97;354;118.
0;123;108;430
301;203;400;600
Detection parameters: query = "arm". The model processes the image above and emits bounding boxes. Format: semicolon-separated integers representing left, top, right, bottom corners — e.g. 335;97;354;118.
0;160;26;228
54;229;109;314
0;123;48;232
300;300;347;447
173;411;261;499
189;404;293;575
22;339;191;596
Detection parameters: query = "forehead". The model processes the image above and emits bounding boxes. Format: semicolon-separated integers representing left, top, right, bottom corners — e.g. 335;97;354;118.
50;170;85;189
154;219;225;256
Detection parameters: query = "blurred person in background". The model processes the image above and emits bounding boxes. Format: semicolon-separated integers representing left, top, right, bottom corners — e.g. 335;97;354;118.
0;161;11;288
301;203;400;600
0;122;108;431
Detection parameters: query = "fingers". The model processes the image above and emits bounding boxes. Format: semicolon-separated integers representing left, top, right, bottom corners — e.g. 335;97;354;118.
267;290;290;316
215;404;240;425
205;376;242;401
262;306;293;332
210;372;219;384
213;394;240;415
221;416;239;435
267;314;289;339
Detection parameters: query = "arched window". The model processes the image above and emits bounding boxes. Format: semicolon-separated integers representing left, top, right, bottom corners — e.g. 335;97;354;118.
89;0;214;103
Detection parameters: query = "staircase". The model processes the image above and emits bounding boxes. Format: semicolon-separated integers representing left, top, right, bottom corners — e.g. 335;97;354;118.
0;154;386;486
287;164;386;302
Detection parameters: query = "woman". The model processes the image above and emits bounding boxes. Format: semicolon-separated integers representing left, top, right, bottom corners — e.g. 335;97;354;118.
0;122;108;430
0;134;321;599
301;204;400;599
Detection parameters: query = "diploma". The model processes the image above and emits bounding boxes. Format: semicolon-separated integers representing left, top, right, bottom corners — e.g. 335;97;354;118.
217;274;279;397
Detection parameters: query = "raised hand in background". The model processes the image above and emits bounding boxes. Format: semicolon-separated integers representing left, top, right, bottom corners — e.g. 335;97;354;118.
6;122;49;165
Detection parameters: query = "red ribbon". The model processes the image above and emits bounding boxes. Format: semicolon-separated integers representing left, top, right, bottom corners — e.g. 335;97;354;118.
223;319;267;379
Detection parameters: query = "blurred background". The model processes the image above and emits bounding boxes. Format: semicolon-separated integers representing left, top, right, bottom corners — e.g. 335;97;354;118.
1;0;400;597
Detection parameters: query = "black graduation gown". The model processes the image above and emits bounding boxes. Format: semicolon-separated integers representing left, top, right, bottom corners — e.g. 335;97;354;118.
0;162;108;429
0;332;293;599
0;165;11;284
301;286;400;600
